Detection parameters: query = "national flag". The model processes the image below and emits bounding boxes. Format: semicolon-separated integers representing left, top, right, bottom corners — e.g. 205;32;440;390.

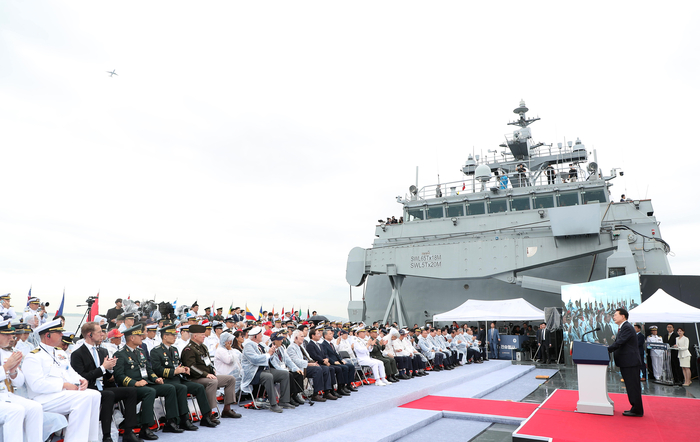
228;303;233;315
27;286;32;307
127;294;130;300
172;299;177;311
462;182;466;191
281;307;284;317
306;309;310;320
211;300;215;314
258;306;263;321
55;290;65;317
245;305;256;321
89;292;99;321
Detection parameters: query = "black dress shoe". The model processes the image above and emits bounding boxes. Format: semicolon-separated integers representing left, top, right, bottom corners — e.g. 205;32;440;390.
348;385;358;392
295;392;306;403
162;419;185;433
623;410;643;417
200;414;219;428
341;387;352;395
139;426;159;440
121;429;144;442
179;416;199;431
322;391;337;400
337;389;350;396
399;373;411;380
221;409;242;418
103;437;114;442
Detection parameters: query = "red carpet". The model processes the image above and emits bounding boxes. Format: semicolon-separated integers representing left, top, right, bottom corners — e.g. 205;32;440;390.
401;395;538;418
514;389;699;442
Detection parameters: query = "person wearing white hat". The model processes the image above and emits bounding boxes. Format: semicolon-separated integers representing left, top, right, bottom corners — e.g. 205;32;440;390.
23;319;102;442
0;319;44;442
0;294;17;321
23;297;48;329
646;325;664;381
240;326;292;413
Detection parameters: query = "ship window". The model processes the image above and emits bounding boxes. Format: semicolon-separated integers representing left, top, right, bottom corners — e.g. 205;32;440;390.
557;191;580;207
466;202;485;216
407;208;424;221
608;267;626;278
426;206;444;219
510;196;531;212
488;199;508;213
533;194;555;209
446;204;464;217
583;189;607;204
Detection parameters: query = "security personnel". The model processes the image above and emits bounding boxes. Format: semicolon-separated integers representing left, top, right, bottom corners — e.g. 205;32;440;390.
113;324;186;436
150;324;218;428
181;324;241;419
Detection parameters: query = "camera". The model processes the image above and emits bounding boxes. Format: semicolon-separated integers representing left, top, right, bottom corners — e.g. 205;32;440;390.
86;296;97;306
619;171;624;176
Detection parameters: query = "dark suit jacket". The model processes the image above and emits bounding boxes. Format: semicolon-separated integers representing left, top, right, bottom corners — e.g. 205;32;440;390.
71;344;116;390
105;307;123;329
537;329;551;347
305;340;328;364
607;321;641;367
636;332;646;356
663;331;678;347
321;340;342;364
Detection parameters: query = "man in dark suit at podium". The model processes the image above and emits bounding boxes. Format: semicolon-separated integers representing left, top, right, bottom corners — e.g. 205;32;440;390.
607;308;643;417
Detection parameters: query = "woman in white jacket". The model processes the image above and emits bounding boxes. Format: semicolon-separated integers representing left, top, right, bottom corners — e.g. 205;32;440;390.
675;327;692;386
214;331;243;392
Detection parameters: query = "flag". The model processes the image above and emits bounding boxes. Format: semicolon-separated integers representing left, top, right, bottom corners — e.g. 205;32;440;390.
228;302;233;316
27;286;32;307
211;300;215;314
55;290;65;317
172;299;177;311
245;305;255;321
258;306;263;321
281;307;284;317
89;292;99;321
127;294;130;300
306;309;310;320
462;182;465;191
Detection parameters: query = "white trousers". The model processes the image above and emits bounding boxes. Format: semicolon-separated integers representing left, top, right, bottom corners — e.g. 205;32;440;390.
0;394;44;442
37;390;101;442
358;357;385;380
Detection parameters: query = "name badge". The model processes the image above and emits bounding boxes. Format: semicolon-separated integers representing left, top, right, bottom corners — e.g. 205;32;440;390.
204;358;211;366
140;367;148;378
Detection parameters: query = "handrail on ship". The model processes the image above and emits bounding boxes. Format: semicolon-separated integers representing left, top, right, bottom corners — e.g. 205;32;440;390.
410;143;594;201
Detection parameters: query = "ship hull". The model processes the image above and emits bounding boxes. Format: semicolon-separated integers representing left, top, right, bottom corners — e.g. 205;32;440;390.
360;252;612;326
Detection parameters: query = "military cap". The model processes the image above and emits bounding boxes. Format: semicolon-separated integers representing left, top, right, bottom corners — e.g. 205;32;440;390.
189;324;206;334
61;331;75;344
339;329;348;335
116;314;125;321
123;324;144;337
28;297;41;304
225;316;236;322
100;323;108;331
369;327;378;333
14;323;32;334
204;306;211;311
650;325;658;330
145;324;158;331
0;293;10;301
216;307;223;311
36;318;64;334
212;321;223;330
0;319;14;334
177;324;190;331
160;324;178;335
242;326;253;333
123;312;135;319
270;332;284;341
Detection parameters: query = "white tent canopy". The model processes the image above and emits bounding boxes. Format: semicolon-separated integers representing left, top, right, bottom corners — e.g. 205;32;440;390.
628;289;700;323
433;298;545;322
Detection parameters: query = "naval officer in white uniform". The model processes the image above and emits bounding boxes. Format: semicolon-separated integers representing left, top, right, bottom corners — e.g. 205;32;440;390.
0;319;44;442
23;319;102;442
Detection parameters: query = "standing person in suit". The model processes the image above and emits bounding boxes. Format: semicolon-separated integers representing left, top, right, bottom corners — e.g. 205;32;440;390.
607;308;643;417
536;323;552;364
634;324;647;381
105;299;124;330
71;321;144;442
488;322;500;359
663;324;683;385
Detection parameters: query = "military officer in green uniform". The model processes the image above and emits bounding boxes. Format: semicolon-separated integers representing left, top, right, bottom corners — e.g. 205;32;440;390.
150;324;219;428
181;324;241;419
114;324;187;436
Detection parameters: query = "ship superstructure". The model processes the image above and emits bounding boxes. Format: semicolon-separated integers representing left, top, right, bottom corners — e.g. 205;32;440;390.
346;100;671;327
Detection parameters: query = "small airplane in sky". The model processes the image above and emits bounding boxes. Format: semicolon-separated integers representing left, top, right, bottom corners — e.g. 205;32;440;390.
106;69;118;77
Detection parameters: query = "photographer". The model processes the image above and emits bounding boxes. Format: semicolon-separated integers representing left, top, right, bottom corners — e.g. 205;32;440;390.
23;297;48;330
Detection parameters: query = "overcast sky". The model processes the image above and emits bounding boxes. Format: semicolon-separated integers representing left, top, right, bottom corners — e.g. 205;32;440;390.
2;1;698;318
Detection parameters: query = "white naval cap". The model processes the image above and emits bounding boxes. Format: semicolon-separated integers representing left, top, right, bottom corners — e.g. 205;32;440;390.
249;326;263;336
35;318;64;334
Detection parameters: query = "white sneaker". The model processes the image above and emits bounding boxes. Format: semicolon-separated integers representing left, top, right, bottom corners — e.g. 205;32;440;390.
376;379;387;386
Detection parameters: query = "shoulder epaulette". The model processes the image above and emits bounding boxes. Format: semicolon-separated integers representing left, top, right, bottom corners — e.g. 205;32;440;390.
30;348;40;354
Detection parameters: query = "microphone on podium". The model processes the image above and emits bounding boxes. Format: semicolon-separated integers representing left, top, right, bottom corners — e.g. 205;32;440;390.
580;327;601;341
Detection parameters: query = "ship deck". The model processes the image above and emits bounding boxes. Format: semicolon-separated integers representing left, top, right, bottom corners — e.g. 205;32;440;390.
149;359;697;442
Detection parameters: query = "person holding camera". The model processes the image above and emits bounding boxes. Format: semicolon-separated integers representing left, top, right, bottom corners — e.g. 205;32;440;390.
23;297;48;330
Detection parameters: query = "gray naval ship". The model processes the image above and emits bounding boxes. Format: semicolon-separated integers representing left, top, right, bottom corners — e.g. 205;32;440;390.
346;100;672;327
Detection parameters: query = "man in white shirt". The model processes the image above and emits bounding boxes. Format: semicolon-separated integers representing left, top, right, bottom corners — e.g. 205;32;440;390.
23;319;102;442
0;319;44;442
22;297;48;329
175;326;191;353
142;324;161;353
0;294;17;320
12;322;35;356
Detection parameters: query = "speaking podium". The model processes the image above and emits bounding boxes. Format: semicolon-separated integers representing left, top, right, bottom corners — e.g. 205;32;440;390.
572;341;614;415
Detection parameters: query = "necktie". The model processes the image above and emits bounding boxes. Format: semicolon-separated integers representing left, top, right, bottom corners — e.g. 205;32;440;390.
258;344;265;354
92;346;103;391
